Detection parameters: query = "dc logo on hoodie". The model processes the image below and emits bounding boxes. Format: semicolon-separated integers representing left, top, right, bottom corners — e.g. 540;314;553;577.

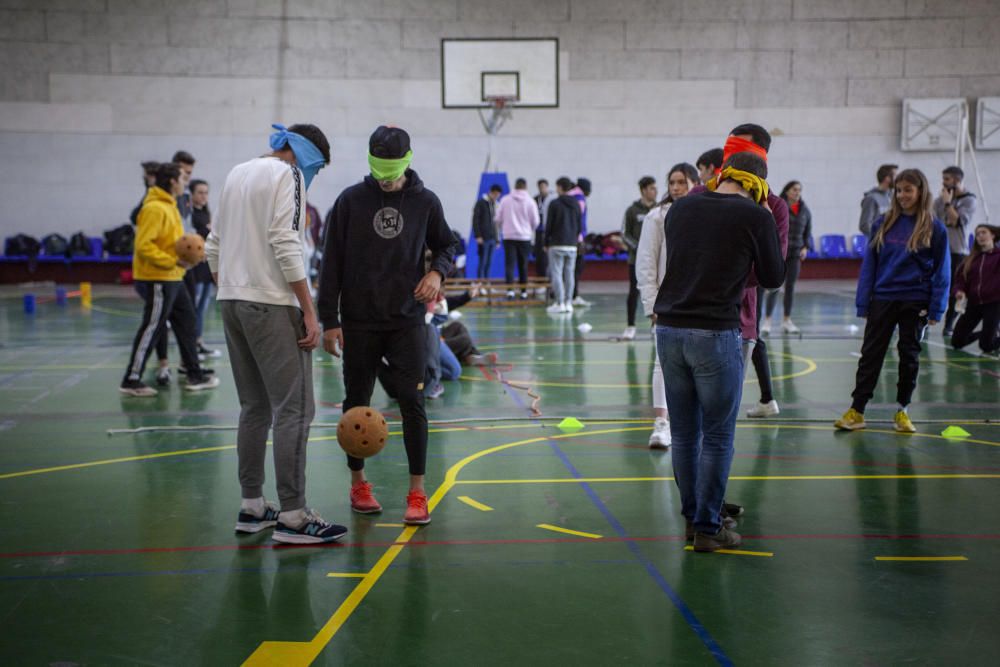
373;207;404;239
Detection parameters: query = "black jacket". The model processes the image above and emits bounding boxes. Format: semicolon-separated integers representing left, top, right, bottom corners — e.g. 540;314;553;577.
785;199;813;255
472;197;496;241
318;169;456;331
544;195;582;247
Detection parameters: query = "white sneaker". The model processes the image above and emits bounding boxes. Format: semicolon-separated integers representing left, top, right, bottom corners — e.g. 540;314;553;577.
622;326;637;341
184;375;220;392
760;318;771;336
746;399;780;418
648;417;671;449
782;319;800;334
546;303;563;314
562;302;573;313
572;296;591;307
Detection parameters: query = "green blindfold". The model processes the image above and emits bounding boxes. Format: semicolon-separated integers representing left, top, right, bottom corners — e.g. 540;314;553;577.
368;150;413;181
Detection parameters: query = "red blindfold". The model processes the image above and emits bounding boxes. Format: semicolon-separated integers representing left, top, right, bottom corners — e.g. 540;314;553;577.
722;135;768;166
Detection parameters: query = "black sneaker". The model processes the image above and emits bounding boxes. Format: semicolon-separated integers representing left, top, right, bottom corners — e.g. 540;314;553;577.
119;379;157;397
178;366;214;376
723;501;744;517
942;327;954;337
235;500;280;533
184;375;220;392
686;516;737;541
198;343;222;358
273;508;347;544
693;527;742;553
155;367;171;387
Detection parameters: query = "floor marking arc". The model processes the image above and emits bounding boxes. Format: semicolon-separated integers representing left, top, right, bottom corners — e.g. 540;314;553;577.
325;572;368;578
457;496;494;511
536;523;602;539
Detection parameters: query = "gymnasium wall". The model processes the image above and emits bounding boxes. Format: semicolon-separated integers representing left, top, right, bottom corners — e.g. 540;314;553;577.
1;0;998;243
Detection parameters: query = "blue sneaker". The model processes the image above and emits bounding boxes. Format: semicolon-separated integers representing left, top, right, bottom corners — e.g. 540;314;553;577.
235;500;280;534
273;508;347;544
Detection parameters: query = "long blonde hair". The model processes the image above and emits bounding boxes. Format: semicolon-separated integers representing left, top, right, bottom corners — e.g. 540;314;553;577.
872;168;934;253
960;224;1000;280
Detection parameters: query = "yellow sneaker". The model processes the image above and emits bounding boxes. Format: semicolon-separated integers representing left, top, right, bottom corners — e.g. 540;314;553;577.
893;410;916;434
834;408;866;431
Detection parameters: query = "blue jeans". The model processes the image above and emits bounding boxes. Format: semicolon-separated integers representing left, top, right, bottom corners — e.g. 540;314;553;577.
193;280;215;339
439;338;461;380
655;325;744;534
477;239;496;279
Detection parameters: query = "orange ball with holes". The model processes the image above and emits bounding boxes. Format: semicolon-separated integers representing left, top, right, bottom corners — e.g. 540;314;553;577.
337;406;388;458
174;233;205;265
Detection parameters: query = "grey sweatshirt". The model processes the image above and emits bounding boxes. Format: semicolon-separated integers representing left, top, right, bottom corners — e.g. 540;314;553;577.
859;187;892;238
933;191;977;255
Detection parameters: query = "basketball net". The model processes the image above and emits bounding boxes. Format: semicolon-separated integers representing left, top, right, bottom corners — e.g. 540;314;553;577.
478;96;516;172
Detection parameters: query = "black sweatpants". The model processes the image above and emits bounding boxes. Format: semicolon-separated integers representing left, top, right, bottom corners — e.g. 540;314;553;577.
533;228;548;277
626;263;639;327
765;253;802;318
573;244;585;298
124;280;202;383
503;240;531;287
752;286;775;403
850;300;928;413
134;282;169;361
343;325;428;475
951;302;1000;353
944;252;966;330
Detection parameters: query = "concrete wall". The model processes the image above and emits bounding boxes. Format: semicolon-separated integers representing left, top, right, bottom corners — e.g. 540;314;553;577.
1;0;998;244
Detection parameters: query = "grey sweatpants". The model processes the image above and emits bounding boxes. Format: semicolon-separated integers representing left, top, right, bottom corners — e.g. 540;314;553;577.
221;300;315;512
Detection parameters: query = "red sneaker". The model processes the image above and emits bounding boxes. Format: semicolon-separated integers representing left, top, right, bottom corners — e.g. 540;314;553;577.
350;481;382;514
403;490;431;525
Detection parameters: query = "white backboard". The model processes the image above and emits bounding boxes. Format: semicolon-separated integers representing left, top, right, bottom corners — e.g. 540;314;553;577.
900;98;965;151
441;38;559;109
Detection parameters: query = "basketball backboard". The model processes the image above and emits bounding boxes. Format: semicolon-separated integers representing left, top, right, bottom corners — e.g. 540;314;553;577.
976;97;1000;150
900;98;964;151
441;38;559;109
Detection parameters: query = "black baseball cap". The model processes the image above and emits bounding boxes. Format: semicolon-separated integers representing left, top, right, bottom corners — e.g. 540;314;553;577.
369;125;411;159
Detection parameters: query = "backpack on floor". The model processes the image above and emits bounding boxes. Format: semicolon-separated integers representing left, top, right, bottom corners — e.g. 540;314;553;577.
41;233;69;257
104;224;135;256
69;232;92;257
4;234;41;258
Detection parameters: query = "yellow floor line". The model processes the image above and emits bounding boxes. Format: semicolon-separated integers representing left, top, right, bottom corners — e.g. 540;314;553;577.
374;523;405;528
683;546;774;557
875;556;968;562
456;474;1000;484
457;496;494;512
0;444;238;480
536;523;603;539
325;573;368;578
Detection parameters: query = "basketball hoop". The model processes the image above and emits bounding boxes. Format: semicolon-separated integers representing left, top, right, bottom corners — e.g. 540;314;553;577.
479;95;517;172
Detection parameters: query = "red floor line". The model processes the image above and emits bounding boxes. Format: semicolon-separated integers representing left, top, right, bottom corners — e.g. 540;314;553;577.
3;533;998;560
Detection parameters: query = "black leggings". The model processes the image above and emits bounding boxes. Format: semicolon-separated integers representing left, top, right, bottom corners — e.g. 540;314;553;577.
951;302;1000;353
626;263;639;326
343;325;428;475
752;286;774;403
850;300;928;412
765;253;802;318
944;253;966;330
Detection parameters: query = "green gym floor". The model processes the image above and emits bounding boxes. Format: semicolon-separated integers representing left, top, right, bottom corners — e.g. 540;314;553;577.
1;281;998;666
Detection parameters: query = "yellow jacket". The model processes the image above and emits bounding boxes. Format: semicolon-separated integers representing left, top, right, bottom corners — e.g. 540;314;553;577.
134;186;185;281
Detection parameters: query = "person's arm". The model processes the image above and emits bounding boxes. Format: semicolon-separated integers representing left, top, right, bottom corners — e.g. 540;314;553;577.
954;194;976;231
855;221;880;317
929;225;952;323
750;210;785;290
419;195;456;302
135;206;180;270
932;196;950;226
636;207;664;318
952;256;968;297
446;291;472;310
622;207;640;253
544;201;558;247
800;205;813;259
268;166;308;284
319;193;348;356
859;195;876;237
472;200;485;242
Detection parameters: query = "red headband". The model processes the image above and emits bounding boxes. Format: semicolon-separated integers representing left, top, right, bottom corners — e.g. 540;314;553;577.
722;135;768;165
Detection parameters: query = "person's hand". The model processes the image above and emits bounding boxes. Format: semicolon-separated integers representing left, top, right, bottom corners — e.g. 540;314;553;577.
323;328;344;357
762;198;772;212
955;290;966;301
476;237;483;245
298;311;321;350
929;319;939;325
799;246;808;261
414;271;443;303
176;258;193;270
470;281;484;298
940;187;953;205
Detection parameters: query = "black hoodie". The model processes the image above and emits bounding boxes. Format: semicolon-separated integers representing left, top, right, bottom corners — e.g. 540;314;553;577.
544;194;582;247
319;169;456;331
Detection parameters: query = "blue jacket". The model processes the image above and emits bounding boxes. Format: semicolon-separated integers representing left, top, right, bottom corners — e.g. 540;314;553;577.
856;214;951;320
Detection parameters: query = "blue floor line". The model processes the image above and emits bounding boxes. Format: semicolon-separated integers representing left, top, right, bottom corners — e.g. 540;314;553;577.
547;440;733;667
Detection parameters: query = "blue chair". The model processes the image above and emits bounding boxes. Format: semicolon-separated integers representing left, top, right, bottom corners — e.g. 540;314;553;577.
819;234;851;259
851;234;867;257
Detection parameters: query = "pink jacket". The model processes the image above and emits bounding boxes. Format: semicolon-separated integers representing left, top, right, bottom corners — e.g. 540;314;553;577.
495;189;540;242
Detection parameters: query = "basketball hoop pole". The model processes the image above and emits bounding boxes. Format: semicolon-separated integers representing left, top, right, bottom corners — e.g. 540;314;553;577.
955;102;991;223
